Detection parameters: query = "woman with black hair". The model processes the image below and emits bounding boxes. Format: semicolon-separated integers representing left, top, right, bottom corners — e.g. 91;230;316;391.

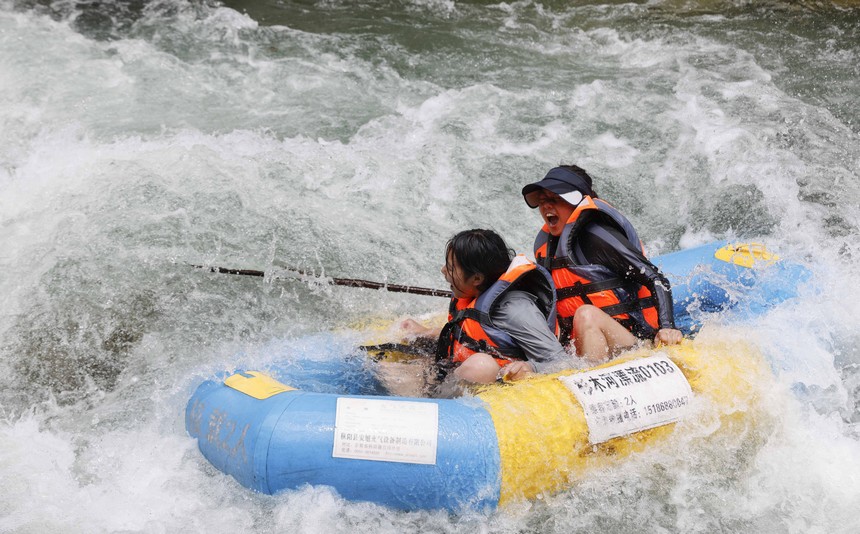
402;229;569;384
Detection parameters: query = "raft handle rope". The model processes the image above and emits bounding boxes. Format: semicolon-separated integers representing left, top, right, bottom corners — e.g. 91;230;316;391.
188;263;451;298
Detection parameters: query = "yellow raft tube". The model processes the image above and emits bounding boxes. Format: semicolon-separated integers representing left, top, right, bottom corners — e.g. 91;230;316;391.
186;334;773;511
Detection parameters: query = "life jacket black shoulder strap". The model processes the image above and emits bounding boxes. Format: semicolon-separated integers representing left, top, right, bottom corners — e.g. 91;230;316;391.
556;278;657;314
434;307;523;381
445;307;522;360
545;256;575;270
449;307;493;327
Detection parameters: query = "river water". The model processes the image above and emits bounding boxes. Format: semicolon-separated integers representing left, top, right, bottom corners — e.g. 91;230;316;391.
1;0;859;532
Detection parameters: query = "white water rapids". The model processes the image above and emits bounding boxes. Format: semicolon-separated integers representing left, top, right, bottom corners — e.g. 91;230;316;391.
1;1;859;532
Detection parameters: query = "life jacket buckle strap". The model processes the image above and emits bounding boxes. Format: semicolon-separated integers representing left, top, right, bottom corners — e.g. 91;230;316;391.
555;277;626;300
599;296;657;317
548;257;573;270
535;253;552;270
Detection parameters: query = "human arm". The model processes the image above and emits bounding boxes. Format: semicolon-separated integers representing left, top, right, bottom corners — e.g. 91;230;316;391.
654;327;683;346
397;318;441;340
497;360;536;381
490;290;570;373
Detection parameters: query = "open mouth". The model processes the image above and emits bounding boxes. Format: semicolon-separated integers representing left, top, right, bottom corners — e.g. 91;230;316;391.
546;213;559;226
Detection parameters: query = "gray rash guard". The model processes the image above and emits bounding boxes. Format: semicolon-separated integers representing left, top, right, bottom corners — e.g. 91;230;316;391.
490;289;569;373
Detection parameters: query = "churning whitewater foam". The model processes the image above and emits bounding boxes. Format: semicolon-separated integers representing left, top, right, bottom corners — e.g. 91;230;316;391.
1;0;859;532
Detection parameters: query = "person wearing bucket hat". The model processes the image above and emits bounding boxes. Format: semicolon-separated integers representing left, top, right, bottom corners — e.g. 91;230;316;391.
522;165;682;362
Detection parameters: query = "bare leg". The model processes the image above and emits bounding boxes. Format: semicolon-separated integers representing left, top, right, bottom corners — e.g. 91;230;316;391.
453;353;502;384
572;305;638;363
377;358;433;398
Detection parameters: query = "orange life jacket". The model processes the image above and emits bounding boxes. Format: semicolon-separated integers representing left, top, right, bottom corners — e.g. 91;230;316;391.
534;196;659;345
435;255;556;377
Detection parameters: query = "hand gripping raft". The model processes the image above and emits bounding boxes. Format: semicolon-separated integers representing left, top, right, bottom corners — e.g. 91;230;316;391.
185;339;773;512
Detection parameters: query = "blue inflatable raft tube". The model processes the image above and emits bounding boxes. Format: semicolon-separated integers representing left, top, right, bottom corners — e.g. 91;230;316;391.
186;341;776;511
186;378;501;511
654;241;811;333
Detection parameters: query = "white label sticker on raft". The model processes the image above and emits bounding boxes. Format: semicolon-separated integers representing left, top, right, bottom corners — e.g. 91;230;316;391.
558;353;693;444
332;398;439;465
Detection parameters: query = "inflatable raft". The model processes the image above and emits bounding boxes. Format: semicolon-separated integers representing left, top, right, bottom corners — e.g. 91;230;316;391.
185;241;809;511
647;241;809;334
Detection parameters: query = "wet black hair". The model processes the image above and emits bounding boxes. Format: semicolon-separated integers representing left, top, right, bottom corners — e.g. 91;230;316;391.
557;164;598;198
445;229;513;293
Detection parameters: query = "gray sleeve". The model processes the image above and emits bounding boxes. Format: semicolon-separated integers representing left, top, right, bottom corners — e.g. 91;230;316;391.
490;290;570;373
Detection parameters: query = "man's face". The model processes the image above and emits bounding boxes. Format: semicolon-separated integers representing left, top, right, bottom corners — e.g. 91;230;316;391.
527;189;576;237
